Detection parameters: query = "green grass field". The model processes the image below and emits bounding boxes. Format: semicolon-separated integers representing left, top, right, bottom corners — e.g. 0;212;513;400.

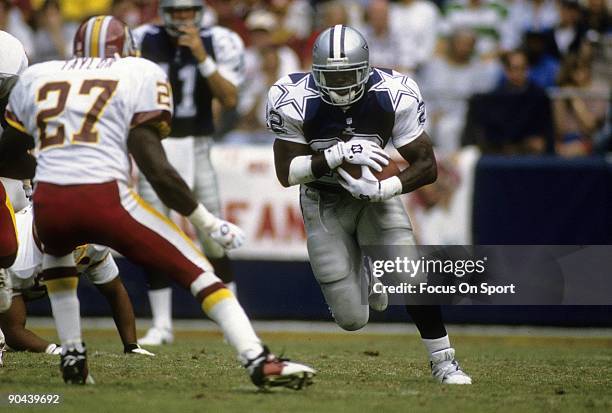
1;328;611;413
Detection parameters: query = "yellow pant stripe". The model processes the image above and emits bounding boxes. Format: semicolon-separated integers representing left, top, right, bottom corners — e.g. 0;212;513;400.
201;288;233;313
5;192;18;244
44;277;79;293
128;190;212;267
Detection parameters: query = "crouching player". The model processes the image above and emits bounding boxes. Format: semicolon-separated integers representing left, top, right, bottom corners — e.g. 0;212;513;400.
0;206;154;363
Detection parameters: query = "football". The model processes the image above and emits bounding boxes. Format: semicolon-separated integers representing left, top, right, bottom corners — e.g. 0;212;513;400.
339;158;401;181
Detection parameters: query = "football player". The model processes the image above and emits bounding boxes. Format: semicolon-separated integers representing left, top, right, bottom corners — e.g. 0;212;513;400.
132;0;244;346
269;25;472;384
0;206;154;358
0;31;29;368
0;15;315;388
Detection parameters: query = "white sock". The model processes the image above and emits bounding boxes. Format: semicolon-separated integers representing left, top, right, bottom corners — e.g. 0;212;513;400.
226;281;237;296
205;293;263;362
148;288;172;331
48;290;82;349
422;335;451;355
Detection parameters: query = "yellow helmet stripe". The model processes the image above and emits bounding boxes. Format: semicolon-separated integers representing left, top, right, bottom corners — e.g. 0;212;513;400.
89;16;105;57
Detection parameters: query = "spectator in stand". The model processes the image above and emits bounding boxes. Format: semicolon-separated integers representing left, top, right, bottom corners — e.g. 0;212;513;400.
523;30;560;88
228;9;300;142
111;0;142;28
389;0;440;74
0;0;33;57
302;0;349;67
441;0;509;58
31;0;77;62
552;0;587;58
55;0;112;22
267;0;313;44
584;0;610;38
420;27;499;152
552;54;610;157
501;0;559;50
361;0;409;71
463;49;554;154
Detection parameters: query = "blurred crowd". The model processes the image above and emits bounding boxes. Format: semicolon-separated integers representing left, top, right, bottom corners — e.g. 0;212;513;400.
1;0;610;156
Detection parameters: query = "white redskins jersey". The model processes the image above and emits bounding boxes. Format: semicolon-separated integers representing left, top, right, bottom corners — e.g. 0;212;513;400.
9;206;119;292
266;68;426;188
5;56;173;185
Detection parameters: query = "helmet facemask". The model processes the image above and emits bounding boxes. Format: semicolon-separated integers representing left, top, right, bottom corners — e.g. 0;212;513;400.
313;60;370;107
161;5;204;37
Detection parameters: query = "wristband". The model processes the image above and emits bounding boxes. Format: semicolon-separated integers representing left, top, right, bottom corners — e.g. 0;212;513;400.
188;203;218;232
324;143;345;169
379;176;403;201
198;56;217;77
288;155;315;185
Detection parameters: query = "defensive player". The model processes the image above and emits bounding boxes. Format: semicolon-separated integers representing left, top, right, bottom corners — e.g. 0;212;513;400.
269;25;471;384
133;0;243;346
0;206;154;358
0;32;29;367
0;15;315;388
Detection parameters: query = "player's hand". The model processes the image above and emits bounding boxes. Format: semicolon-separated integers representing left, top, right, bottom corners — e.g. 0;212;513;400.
176;24;207;62
209;219;246;250
325;140;389;172
337;168;383;202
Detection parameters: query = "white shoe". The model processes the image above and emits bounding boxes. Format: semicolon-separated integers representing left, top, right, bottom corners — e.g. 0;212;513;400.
0;268;12;313
430;348;472;384
124;343;155;356
137;327;174;346
244;345;316;390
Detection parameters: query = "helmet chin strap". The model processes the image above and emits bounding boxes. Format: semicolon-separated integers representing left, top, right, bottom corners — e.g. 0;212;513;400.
328;90;353;106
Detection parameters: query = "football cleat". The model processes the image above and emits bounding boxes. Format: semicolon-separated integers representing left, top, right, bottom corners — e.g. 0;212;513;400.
244;346;316;390
0;268;12;313
60;343;95;385
124;343;155;357
137;327;174;346
430;348;472;384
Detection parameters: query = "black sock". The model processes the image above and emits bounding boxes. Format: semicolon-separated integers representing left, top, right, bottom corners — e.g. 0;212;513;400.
406;305;447;339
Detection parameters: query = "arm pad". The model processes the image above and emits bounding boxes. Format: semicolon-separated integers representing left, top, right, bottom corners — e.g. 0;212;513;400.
288;155;315;186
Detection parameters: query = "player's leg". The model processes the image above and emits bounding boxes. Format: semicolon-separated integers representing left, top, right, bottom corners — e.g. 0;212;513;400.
358;198;471;384
0;294;53;352
192;137;237;293
137;137;192;345
0;183;18;312
33;184;93;384
114;184;314;388
300;187;369;331
93;277;153;356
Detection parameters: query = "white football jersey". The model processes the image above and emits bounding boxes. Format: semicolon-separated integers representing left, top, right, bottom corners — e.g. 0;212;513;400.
5;56;173;185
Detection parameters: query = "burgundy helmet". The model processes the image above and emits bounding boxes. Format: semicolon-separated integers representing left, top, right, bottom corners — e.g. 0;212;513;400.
73;15;138;58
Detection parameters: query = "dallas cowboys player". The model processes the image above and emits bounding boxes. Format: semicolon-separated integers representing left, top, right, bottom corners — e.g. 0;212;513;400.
268;25;472;384
133;0;245;345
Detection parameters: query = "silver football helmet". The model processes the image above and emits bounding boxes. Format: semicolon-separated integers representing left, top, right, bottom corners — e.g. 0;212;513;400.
312;25;370;107
159;0;204;37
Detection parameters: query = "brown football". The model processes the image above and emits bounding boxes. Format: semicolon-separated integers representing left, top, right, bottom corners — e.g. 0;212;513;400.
339;159;401;181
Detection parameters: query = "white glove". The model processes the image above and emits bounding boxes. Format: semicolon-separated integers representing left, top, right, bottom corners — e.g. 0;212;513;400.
188;204;245;250
209;219;245;250
324;140;389;172
337;168;402;202
22;180;32;201
45;343;63;355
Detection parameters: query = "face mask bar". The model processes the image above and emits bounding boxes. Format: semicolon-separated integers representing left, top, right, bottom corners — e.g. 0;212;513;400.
0;73;18;100
162;7;204;37
312;63;370;106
